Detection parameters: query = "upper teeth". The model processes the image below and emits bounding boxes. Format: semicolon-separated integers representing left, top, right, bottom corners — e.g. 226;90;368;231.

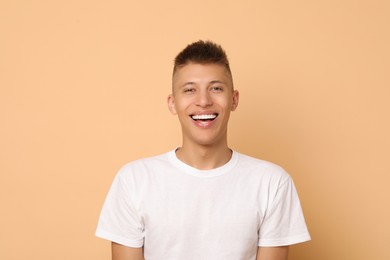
192;114;217;120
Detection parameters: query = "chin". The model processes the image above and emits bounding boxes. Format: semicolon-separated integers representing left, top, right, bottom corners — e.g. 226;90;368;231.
189;135;225;147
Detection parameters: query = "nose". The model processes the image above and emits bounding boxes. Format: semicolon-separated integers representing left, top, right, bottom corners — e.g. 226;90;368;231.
196;90;213;107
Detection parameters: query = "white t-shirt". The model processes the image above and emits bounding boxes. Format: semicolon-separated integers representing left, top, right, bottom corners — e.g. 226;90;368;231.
96;150;311;259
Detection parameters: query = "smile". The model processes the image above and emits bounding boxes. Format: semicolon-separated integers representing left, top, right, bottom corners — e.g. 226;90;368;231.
190;114;218;121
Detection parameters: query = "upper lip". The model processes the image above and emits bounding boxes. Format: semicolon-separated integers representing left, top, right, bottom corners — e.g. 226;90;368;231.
190;111;218;116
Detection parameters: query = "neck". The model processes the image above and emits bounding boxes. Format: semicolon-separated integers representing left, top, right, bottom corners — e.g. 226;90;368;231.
175;143;232;170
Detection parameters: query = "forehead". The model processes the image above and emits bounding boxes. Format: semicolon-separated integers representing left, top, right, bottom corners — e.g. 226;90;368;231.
173;63;233;87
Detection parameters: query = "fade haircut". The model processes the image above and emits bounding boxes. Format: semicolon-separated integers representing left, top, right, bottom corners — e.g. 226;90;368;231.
173;40;232;80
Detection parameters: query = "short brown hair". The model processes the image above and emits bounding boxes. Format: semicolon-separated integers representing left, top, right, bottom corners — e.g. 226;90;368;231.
173;40;232;78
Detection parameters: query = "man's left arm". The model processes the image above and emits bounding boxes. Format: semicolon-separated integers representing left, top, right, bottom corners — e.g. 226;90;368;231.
256;246;289;260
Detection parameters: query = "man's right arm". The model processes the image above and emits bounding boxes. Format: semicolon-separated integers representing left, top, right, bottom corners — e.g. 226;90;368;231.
112;242;143;260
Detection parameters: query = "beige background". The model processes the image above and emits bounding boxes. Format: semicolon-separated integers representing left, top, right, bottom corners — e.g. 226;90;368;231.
1;0;389;259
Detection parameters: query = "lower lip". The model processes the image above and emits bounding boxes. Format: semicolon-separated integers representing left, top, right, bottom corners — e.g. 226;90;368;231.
192;119;216;129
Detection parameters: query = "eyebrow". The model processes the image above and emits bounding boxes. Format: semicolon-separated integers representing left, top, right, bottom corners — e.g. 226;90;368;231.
180;80;226;88
181;82;196;88
209;80;226;85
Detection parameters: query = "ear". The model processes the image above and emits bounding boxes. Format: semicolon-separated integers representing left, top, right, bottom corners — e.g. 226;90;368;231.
231;90;239;111
167;94;177;115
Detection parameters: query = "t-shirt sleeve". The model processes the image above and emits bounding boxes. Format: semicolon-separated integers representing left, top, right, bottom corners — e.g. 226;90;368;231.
95;168;144;248
258;175;311;247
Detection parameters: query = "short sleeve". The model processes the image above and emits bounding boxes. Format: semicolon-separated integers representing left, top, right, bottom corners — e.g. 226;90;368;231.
95;168;144;247
258;176;311;246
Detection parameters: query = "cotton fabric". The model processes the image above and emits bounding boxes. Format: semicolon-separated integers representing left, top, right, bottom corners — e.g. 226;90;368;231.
96;150;310;259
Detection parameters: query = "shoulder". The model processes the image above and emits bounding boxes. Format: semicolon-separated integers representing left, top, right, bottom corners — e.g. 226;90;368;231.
115;150;173;181
234;151;291;182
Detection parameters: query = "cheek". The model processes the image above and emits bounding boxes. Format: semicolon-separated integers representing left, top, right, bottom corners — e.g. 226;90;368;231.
174;103;188;116
217;98;232;109
175;98;192;112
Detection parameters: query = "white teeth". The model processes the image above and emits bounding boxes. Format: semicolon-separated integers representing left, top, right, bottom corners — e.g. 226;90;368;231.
191;114;217;120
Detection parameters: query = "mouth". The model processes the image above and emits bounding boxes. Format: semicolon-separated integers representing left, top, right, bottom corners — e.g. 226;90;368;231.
190;113;218;122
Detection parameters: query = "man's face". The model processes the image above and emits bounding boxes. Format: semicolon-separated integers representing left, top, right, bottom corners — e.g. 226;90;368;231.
168;63;239;147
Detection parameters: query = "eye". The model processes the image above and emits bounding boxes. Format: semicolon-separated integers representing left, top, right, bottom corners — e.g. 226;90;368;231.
210;86;224;92
183;88;195;93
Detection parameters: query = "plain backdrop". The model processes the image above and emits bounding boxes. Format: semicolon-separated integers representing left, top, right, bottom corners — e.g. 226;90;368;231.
1;0;389;259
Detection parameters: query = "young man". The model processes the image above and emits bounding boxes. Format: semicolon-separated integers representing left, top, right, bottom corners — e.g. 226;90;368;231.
96;41;311;260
